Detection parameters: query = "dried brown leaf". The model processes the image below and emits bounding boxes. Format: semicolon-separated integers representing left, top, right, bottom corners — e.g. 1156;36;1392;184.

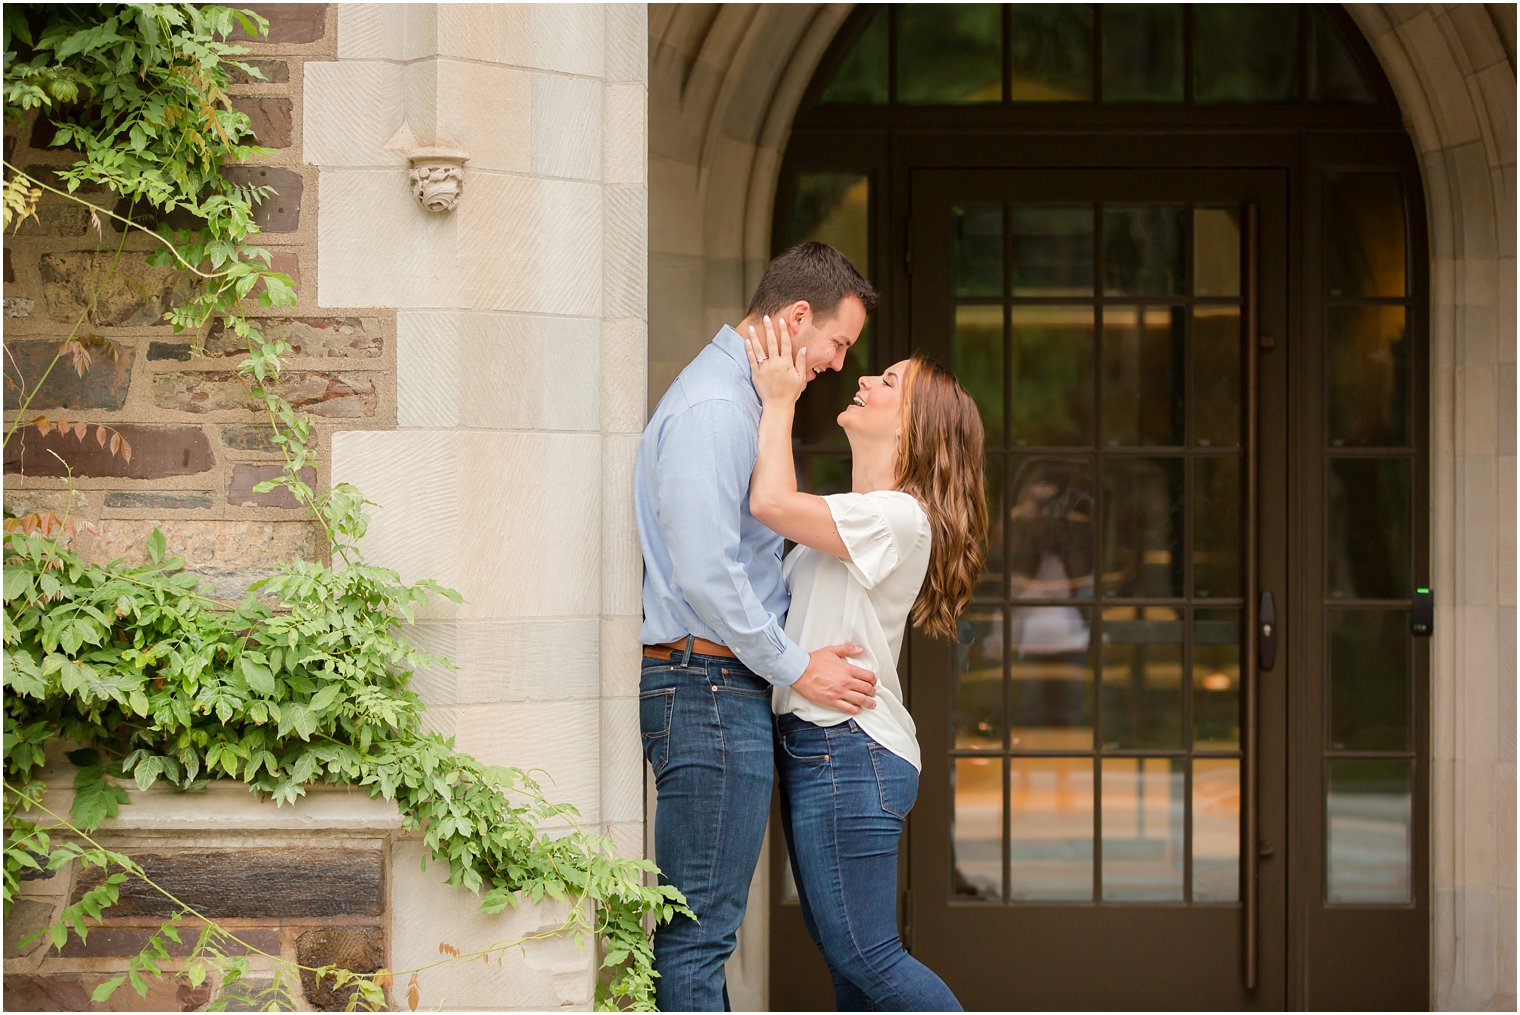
109;432;121;456
120;437;132;463
73;421;86;440
96;425;107;447
35;418;52;436
406;974;420;1013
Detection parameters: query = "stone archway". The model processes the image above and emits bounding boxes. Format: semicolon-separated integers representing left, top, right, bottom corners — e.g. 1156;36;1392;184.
646;5;1516;1008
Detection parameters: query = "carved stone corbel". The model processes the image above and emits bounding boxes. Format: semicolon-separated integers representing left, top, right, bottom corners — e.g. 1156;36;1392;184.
406;147;469;213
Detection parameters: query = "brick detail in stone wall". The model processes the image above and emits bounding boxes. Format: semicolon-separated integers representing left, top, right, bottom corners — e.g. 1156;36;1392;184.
227;4;328;44
72;848;384;918
296;928;384;1012
229;59;290;85
223;167;302;232
5;341;135;411
58;926;282;959
229;464;316;508
5;973;211;1012
10;204;90;237
149;318;383;361
219;425;282;452
4;425;214;479
153;371;376;417
232;96;293;149
39;252;194;327
104;492;216;510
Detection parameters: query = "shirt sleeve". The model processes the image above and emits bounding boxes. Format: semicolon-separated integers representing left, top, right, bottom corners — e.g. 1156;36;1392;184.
653;399;810;686
825;491;929;590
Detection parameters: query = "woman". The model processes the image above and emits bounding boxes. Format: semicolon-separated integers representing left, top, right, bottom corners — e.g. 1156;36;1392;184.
744;314;986;1011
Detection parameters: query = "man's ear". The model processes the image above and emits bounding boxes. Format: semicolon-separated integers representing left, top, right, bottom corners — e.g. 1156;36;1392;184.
788;300;811;328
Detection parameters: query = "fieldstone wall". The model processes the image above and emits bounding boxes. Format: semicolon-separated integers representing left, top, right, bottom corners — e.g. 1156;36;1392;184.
3;783;400;1013
1;4;397;599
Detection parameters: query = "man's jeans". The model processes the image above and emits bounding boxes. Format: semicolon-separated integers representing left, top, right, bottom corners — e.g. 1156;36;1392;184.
776;713;963;1012
640;644;773;1011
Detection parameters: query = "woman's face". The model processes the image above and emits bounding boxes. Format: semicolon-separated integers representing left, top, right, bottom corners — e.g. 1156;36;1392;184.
837;358;910;439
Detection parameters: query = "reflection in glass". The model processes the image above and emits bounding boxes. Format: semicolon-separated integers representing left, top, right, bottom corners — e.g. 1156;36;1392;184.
1011;607;1093;750
1193;307;1242;448
953;757;1004;900
1102;305;1185;447
1101;607;1184;750
1327;458;1411;600
1009;306;1095;446
1308;6;1378;103
819;6;889;105
979;455;1006;599
1193;5;1297;103
1011;4;1093;102
1011;758;1094;900
1326;173;1406;298
1101;5;1183;102
1011;206;1093;296
1328;305;1408;448
1007;456;1095;599
955;608;1005;750
956;304;1004;443
1329;609;1411;751
1102;457;1185;598
1194;456;1241;598
1193;759;1241;902
899;4;1003;105
1193;207;1241;297
1101;758;1185;901
1193;611;1242;750
788;172;870;273
955;205;1002;297
1103;206;1186;296
1327;760;1412;903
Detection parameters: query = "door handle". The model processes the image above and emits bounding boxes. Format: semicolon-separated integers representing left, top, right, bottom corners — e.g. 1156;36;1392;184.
1259;591;1277;671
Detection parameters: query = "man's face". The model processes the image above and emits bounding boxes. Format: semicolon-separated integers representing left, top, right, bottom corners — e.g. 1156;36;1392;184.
782;296;867;385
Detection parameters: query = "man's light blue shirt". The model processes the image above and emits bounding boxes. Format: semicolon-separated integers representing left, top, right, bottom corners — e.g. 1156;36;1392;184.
636;325;810;686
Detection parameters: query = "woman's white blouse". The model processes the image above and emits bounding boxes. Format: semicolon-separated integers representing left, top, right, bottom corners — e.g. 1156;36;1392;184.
771;490;932;770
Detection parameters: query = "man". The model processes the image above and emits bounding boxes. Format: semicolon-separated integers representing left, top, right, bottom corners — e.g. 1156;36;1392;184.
635;241;881;1010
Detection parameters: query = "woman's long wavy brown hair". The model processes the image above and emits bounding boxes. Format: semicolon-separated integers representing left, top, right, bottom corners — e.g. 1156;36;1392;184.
894;355;988;640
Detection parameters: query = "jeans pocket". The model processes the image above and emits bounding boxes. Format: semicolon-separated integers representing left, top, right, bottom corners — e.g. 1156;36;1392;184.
639;687;676;775
778;726;831;764
868;743;917;818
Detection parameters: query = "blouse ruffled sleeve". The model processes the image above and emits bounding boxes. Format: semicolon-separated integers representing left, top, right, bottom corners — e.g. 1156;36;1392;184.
825;491;928;590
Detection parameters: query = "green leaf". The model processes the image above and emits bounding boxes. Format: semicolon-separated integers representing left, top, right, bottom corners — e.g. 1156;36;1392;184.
146;529;166;564
4;565;32;601
91;976;125;1003
239;654;275;695
132;755;164;791
308;683;342;713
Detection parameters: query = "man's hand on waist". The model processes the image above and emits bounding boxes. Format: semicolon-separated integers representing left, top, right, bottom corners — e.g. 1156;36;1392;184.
790;644;877;714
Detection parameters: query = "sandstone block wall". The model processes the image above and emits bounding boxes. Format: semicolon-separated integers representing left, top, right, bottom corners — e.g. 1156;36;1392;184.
1;4;396;599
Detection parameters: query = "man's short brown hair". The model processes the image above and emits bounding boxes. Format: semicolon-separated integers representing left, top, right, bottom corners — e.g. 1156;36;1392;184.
744;241;879;322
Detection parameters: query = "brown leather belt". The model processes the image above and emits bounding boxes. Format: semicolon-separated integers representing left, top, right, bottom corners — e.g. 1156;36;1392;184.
642;636;737;661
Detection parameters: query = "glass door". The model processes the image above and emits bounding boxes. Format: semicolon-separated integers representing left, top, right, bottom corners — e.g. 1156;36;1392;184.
905;168;1290;1009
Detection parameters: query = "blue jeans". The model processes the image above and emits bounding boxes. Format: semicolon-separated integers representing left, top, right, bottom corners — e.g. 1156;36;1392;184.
640;645;774;1011
776;713;963;1012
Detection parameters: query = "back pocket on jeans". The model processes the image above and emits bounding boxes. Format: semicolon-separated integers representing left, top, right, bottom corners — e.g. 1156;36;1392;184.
868;743;918;818
640;688;676;774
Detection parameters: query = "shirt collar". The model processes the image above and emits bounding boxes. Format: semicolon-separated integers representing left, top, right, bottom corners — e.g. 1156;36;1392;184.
714;325;760;401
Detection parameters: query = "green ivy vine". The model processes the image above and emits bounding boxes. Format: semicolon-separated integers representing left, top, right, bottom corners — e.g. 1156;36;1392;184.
2;5;684;1010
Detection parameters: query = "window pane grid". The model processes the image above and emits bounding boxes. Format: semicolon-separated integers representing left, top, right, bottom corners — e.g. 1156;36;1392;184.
955;200;1246;907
